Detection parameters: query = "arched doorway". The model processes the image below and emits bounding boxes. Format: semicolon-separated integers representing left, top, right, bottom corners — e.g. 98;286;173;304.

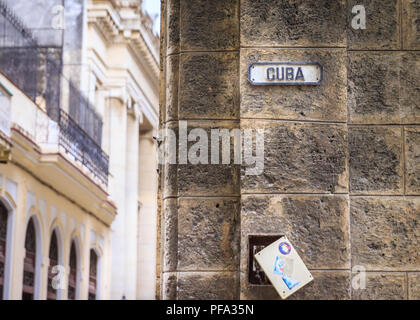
0;202;8;300
68;241;78;300
47;231;59;300
88;249;98;300
22;218;37;300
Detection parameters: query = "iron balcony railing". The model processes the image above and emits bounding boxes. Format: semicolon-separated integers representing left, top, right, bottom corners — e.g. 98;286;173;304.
0;1;36;47
58;109;109;186
0;0;38;100
0;0;109;186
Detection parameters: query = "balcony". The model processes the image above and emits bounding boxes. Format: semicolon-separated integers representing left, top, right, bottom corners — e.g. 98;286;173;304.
58;109;109;186
0;0;109;186
1;70;116;224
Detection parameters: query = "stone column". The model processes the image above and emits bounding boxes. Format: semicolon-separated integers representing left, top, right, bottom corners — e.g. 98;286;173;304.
123;113;140;299
160;0;241;300
161;0;420;300
137;131;158;299
107;96;128;299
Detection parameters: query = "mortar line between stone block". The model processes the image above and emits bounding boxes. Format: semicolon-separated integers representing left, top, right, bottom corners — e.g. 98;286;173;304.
162;121;420;127
238;0;242;301
355;270;417;273
176;30;181;131
174;49;240;55
400;0;403;50
177;196;241;200
162;196;178;201
349;194;420;197
240;118;347;125
308;269;352;272
240;45;347;50
241;193;349;196
348;49;420;52
348;123;420;127
165;118;241;123
346;52;352;298
402;126;406;195
348;175;352;301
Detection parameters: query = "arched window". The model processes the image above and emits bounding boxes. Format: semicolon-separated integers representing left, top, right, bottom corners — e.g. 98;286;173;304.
47;231;59;300
0;202;8;300
88;249;97;300
68;241;78;300
22;218;36;300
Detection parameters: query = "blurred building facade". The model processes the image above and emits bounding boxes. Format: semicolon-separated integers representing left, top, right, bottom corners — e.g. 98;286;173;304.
0;0;159;300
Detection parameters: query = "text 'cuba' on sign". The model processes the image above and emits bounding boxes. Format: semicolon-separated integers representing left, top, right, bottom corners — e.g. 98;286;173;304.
248;62;323;86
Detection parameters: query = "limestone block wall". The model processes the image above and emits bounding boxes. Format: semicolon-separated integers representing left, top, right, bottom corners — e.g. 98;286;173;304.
160;0;420;300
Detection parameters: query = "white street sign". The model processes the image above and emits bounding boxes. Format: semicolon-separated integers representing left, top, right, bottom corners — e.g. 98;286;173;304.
254;236;313;299
248;62;323;85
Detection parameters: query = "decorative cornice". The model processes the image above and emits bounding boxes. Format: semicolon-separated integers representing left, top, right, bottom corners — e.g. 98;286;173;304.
128;31;160;78
88;4;120;42
88;1;159;77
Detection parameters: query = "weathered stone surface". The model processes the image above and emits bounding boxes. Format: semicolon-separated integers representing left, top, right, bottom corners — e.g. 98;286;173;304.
402;0;420;50
352;273;406;300
163;163;178;198
351;197;420;271
241;195;350;269
241;121;348;194
177;120;240;197
179;53;239;120
406;128;420;194
162;199;178;272
348;52;401;124
178;164;240;196
288;271;350;300
401;52;420;124
162;272;178;300
349;127;403;194
166;0;180;55
408;273;420;300
241;271;350;300
241;0;346;47
177;272;239;300
180;0;239;51
162;122;178;198
160;0;419;301
178;198;240;271
241;49;347;122
165;55;179;122
347;0;400;50
240;271;281;300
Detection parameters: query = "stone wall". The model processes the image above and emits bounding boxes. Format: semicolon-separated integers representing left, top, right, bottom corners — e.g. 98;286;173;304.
160;0;420;300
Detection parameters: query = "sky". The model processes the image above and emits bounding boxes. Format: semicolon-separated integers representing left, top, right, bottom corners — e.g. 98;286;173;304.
143;0;161;36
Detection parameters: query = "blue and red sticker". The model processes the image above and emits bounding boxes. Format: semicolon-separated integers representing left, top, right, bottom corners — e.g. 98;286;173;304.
279;241;291;255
